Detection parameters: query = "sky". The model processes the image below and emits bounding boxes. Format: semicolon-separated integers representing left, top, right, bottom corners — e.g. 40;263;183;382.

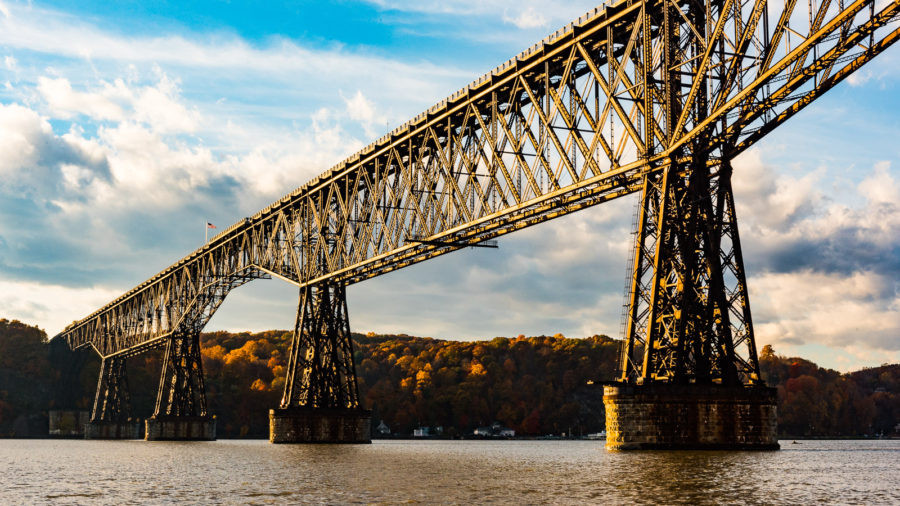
0;0;898;372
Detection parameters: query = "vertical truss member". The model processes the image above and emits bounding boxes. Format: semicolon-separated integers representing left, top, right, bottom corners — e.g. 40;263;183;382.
145;325;216;441
282;281;360;410
603;0;778;450
144;271;264;440
605;157;776;451
84;355;142;439
621;160;760;385
154;329;208;418
92;356;132;423
271;236;370;443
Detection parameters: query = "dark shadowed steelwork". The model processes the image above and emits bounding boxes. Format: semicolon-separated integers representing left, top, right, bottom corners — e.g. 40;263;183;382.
51;0;900;429
91;356;131;423
155;330;208;418
282;281;360;410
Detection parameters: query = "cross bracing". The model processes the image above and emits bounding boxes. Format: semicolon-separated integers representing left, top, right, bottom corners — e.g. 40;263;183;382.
54;0;900;376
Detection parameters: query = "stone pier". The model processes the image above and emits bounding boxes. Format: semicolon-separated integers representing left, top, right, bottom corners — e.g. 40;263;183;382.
269;407;371;444
603;383;779;450
145;415;216;441
84;420;143;439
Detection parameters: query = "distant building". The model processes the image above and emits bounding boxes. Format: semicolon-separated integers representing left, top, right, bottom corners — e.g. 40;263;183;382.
473;423;515;437
413;427;431;437
473;426;493;436
376;420;391;436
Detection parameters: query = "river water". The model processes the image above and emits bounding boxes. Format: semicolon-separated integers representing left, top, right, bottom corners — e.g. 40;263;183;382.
1;439;898;504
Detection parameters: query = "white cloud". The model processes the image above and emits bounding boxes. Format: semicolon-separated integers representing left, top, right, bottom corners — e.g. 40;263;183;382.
0;103;43;173
342;90;385;139
730;150;900;359
503;7;548;29
0;279;123;336
37;76;125;121
359;0;603;42
364;0;595;21
751;269;899;352
732;148;823;229
847;69;874;87
0;3;466;95
37;74;200;134
858;161;899;205
0;102;108;194
733;151;900;267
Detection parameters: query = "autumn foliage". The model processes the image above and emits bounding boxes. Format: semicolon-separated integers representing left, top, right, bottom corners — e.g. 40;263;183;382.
191;330;620;437
0;318;898;438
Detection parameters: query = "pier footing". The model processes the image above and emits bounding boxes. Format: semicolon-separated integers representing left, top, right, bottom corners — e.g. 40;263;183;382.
84;420;143;439
269;407;371;444
145;416;216;441
603;384;779;450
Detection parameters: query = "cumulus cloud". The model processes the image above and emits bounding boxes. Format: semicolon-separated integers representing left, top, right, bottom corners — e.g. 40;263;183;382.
751;269;899;351
731;149;900;358
0;67;367;300
37;73;201;134
0;103;111;196
503;7;548;29
734;153;900;278
341;90;387;139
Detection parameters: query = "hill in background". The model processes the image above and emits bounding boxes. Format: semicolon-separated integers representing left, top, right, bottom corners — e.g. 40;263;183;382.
0;318;897;438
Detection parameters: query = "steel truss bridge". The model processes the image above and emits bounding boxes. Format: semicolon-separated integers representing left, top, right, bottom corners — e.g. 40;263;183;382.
54;0;900;427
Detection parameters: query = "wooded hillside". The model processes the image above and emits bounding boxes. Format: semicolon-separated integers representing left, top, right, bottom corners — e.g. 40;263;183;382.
0;318;897;438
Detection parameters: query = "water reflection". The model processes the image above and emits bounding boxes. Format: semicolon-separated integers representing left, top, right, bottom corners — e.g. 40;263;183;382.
1;439;897;504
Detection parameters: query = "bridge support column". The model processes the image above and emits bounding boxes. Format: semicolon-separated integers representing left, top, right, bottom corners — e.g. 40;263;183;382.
271;281;370;443
604;384;778;450
612;160;778;450
85;355;142;439
146;330;215;441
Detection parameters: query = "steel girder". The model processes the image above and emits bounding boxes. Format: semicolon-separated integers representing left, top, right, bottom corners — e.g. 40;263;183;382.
281;281;360;409
91;355;132;423
52;0;899;371
153;329;208;418
621;161;759;384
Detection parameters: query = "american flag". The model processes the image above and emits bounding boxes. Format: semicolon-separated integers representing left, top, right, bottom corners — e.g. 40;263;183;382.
207;222;216;229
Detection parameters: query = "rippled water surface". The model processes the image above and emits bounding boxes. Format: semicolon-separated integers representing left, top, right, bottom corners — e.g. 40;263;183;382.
1;439;898;504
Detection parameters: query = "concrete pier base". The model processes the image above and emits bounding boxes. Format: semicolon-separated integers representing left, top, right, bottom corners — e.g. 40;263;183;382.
603;383;779;450
84;420;143;439
269;407;371;444
145;416;216;441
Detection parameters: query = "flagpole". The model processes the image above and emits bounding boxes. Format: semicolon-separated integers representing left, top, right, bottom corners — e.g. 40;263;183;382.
205;221;208;244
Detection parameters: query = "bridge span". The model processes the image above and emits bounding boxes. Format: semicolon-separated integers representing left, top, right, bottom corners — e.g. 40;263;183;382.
53;0;900;446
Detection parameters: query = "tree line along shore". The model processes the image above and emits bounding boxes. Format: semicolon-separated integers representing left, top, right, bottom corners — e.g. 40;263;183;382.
0;318;897;438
